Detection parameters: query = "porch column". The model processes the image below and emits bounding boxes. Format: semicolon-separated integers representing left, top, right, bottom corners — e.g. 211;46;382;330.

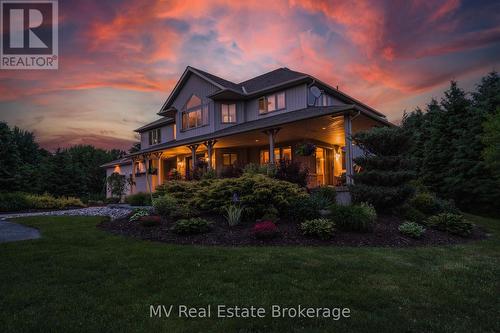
144;154;153;193
343;113;354;185
187;144;199;170
263;128;280;163
203;140;217;170
131;158;137;194
152;152;163;185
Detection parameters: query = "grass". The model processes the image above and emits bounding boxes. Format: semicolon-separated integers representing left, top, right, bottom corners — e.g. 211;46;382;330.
0;214;499;332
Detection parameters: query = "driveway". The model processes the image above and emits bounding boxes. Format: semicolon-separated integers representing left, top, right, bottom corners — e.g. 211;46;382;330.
0;218;41;243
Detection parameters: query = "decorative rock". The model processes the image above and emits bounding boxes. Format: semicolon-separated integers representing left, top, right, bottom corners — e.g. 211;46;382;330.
0;206;133;221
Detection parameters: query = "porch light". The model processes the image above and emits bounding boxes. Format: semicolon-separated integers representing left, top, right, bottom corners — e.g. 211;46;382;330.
255;139;259;142
322;127;326;130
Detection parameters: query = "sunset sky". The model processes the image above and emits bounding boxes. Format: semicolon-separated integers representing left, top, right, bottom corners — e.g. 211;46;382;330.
1;0;499;151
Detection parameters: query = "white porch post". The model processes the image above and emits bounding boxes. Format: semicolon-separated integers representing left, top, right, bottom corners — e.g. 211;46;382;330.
152;152;163;185
343;113;354;185
203;140;217;170
264;128;280;163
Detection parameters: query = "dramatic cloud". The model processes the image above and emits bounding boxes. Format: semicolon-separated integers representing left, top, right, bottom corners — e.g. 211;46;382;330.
0;0;499;150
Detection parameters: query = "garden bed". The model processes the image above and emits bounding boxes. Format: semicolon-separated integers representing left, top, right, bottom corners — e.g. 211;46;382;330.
97;215;487;247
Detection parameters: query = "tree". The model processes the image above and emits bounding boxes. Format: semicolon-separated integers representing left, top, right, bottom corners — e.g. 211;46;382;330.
129;142;141;153
351;127;414;211
0;122;22;192
106;172;127;200
482;108;500;180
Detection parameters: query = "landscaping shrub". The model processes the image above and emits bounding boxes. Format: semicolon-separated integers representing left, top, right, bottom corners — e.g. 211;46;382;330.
129;208;150;222
396;204;427;224
0;192;84;212
425;213;473;237
139;215;161;227
253;220;279;239
310;186;337;205
286;194;321;222
125;192;152;206
328;203;377;232
260;205;279;222
224;204;243;226
104;197;120;204
153;194;193;221
0;192;30;212
275;160;309;187
171;217;212;234
398;222;425;238
193;174;306;219
351;127;415;211
300;218;335;240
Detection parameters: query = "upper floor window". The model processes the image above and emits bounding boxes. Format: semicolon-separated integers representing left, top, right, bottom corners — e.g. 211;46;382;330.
221;103;236;123
181;94;209;131
148;128;161;145
258;91;285;114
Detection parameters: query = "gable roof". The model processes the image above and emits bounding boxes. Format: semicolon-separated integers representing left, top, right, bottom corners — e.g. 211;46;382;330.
134;117;174;133
159;66;386;118
238;68;308;93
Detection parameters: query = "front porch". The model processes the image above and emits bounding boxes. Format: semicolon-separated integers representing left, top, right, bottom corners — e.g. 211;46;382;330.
130;111;381;193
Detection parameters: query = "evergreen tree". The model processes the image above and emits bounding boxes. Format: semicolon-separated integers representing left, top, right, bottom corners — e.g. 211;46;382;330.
351;127;414;211
482;108;500;180
0;122;22;192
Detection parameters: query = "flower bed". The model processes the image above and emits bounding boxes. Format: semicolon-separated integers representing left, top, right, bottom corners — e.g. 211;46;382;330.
98;214;486;247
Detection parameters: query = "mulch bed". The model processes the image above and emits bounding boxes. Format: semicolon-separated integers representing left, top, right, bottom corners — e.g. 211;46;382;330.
97;214;488;248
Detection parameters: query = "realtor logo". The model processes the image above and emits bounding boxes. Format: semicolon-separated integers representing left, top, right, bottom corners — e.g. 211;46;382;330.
1;0;58;69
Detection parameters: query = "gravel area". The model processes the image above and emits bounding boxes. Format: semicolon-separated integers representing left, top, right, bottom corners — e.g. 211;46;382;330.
0;207;133;221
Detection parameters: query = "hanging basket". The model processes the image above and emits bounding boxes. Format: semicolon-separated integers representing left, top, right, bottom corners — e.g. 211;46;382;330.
295;142;316;156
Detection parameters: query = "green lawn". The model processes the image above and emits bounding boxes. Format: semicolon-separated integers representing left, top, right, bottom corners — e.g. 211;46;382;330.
0;215;499;333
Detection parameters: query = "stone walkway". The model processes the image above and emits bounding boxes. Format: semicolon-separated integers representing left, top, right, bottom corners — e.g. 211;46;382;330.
0;207;133;243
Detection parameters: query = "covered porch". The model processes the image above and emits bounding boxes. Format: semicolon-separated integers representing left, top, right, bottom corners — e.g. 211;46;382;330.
130;110;385;193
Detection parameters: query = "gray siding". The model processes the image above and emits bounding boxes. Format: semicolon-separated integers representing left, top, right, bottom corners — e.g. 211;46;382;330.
245;84;308;121
140;124;175;149
172;74;219;141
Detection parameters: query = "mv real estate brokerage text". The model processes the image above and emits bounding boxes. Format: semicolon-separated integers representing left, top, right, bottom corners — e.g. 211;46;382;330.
150;305;351;320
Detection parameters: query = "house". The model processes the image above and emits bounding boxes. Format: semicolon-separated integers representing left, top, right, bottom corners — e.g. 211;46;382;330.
102;66;392;198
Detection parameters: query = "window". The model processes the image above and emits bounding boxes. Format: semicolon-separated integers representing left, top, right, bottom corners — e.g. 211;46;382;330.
148;128;161;145
258;91;286;114
181;94;209;130
221;103;236;123
260;147;290;164
321;94;332;106
222;153;238;166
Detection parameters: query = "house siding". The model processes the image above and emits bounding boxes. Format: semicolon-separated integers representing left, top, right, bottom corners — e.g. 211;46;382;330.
172;74;219;141
245;84;308;121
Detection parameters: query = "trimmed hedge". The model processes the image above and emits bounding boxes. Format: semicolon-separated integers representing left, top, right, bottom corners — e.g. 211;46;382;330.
398;222;425;239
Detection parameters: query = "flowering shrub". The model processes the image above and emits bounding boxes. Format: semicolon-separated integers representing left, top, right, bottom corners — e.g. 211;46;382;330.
253;220;279;239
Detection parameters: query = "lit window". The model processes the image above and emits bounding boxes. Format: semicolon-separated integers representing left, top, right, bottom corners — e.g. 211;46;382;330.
282;147;292;161
258;92;286;114
277;92;285;109
222;153;238;166
221;103;236;123
181;94;209;130
260;150;269;164
148;128;161;145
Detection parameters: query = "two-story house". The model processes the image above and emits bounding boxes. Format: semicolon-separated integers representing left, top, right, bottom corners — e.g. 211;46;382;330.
102;66;392;197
